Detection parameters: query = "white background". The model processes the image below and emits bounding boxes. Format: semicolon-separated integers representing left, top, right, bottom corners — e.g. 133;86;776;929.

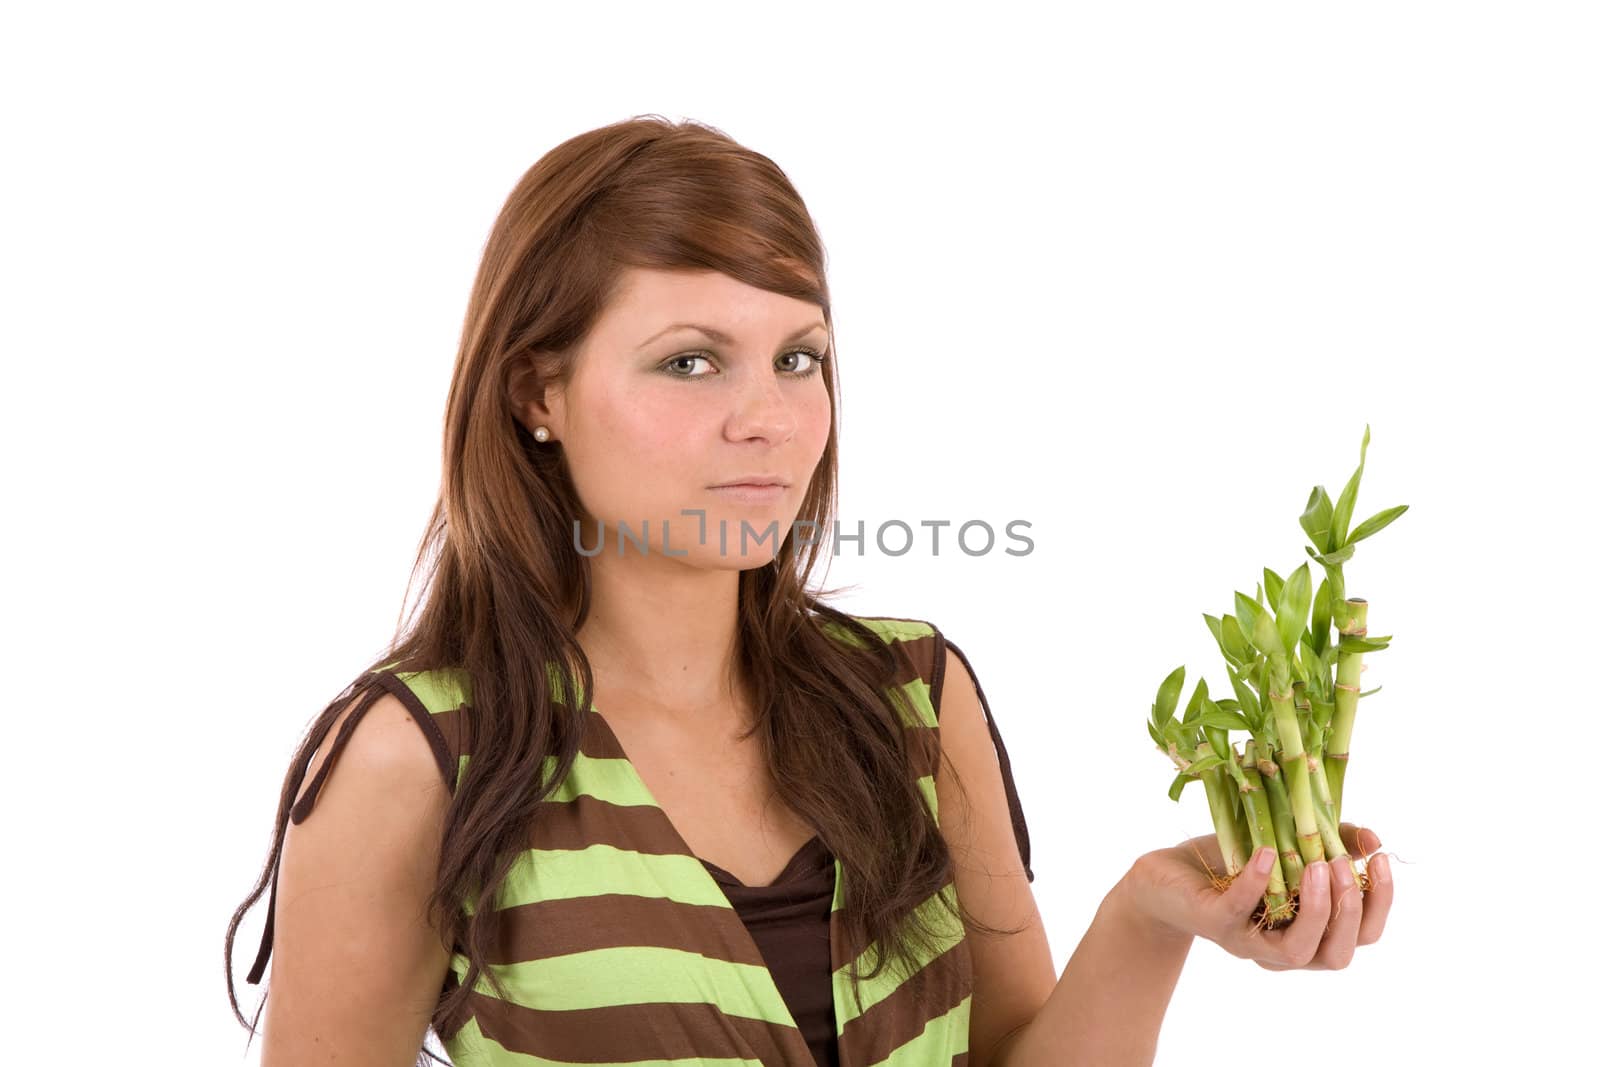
4;1;1593;1062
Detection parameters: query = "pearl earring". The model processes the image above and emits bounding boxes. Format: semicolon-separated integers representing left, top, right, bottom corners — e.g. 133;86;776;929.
533;426;551;443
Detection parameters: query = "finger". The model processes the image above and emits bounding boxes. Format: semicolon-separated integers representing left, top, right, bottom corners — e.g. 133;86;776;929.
1339;822;1383;860
1356;851;1395;946
1255;958;1299;972
1216;846;1277;927
1320;855;1365;969
1278;860;1331;967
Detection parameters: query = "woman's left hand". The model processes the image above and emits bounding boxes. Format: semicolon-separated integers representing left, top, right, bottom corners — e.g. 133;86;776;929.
1121;823;1394;971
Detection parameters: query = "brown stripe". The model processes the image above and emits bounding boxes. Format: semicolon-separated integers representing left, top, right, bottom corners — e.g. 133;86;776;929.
428;703;470;766
904;724;939;781
838;931;973;1066
482;889;769;969
461;986;816;1065
874;630;941;692
520;790;688;855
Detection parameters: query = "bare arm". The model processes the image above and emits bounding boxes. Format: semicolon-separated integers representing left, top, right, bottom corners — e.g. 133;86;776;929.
992;871;1191;1066
260;691;455;1066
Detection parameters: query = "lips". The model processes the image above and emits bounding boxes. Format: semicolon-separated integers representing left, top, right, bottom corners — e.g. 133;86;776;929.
707;483;789;504
708;477;790;489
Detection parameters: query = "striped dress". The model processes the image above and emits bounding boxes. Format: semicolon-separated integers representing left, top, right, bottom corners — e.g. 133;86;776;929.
247;615;1034;1065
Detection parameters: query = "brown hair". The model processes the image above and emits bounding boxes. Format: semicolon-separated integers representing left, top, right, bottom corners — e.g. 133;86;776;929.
224;114;1020;1063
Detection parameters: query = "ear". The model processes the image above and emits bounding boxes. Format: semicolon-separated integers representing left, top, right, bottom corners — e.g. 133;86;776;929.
507;351;566;438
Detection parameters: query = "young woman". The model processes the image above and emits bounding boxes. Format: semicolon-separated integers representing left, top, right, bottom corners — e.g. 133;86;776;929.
226;115;1394;1067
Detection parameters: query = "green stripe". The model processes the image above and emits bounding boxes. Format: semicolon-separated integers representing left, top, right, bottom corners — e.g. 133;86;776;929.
889;677;937;729
446;1014;767;1067
460;944;796;1023
488;844;735;911
869;992;972;1066
916;773;938;819
834;886;966;1026
854;617;937;645
537;748;657;806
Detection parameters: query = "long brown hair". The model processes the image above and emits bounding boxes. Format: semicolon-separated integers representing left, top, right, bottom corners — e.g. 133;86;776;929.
225;114;1020;1063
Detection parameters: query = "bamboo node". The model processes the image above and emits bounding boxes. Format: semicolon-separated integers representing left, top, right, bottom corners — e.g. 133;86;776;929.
1333;682;1360;692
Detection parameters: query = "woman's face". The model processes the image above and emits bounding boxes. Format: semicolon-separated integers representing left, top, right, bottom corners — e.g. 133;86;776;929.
521;267;833;570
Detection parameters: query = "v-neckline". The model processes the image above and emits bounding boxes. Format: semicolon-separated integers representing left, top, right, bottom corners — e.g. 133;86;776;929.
702;833;825;889
586;703;839;1065
588;704;822;888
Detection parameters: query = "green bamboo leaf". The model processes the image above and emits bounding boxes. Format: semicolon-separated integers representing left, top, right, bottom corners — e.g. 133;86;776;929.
1203;614;1242;669
1264;568;1285;613
1298;637;1325;688
1305;542;1357;566
1319;701;1337;734
1202;699;1233;759
1276;563;1313;657
1251;608;1286;656
1234;593;1264;649
1147;719;1165;748
1288;652;1307;688
1226;666;1261;720
1358;685;1384;698
1198;709;1251;732
1300;485;1334;554
1181;677;1210;725
1186;753;1224;775
1220;614;1251;664
1154;665;1185;726
1347;503;1409;546
1161;718;1190;752
1338;635;1392;653
1330;424;1372;548
1311;576;1333;656
1168;771;1193;802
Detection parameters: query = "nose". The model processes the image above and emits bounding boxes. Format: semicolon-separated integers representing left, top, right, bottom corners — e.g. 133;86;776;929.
725;369;797;444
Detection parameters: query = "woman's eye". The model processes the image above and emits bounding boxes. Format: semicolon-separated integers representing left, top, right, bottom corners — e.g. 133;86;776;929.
662;354;713;377
779;348;826;376
661;348;826;379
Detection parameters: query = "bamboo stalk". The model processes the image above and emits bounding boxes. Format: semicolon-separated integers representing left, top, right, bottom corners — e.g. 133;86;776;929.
1196;743;1248;877
1263;655;1325;866
1325;598;1370;818
1257;754;1306;893
1240;742;1292;924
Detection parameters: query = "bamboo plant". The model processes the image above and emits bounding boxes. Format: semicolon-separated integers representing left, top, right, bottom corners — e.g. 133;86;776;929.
1145;425;1405;928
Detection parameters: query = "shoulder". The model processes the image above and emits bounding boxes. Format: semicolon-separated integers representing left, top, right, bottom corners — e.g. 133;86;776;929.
270;678;457;1060
369;665;473;792
291;679;454;821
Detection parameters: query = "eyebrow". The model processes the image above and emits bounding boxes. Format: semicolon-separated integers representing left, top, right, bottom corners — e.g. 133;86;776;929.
637;321;829;349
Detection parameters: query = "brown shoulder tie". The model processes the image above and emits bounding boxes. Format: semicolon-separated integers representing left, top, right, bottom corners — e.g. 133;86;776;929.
246;681;386;985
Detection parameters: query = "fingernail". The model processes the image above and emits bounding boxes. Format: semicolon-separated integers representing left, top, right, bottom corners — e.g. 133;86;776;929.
1307;863;1328;890
1332;859;1354;887
1254;848;1276;874
1376;854;1391;882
